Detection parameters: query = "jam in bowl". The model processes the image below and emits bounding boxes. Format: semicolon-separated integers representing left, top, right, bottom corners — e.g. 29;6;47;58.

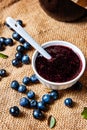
32;41;86;90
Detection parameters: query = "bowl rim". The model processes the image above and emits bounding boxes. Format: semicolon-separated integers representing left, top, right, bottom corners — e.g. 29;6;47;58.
32;40;86;86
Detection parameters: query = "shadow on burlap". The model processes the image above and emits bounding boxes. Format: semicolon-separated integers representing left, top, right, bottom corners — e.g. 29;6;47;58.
0;0;87;130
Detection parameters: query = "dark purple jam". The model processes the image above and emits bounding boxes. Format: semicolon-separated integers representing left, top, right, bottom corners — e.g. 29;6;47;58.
35;45;82;83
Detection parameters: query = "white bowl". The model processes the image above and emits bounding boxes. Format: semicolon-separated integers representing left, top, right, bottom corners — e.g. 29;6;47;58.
32;40;86;90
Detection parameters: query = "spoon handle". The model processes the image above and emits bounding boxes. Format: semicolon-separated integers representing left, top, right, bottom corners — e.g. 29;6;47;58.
6;17;51;60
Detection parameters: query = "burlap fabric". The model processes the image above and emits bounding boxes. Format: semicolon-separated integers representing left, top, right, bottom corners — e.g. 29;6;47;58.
0;0;87;130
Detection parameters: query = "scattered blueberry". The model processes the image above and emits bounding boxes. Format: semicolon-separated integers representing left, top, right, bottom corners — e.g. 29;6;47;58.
37;101;46;111
18;84;27;93
42;94;52;104
30;100;37;108
30;74;39;83
23;42;31;50
16;20;23;26
22;76;31;85
12;32;20;41
22;55;30;64
19;37;25;44
64;98;73;107
20;97;30;107
0;37;14;50
50;90;59;100
33;109;44;119
11;80;19;90
0;37;6;44
12;58;20;66
27;90;35;99
0;69;7;77
5;38;13;46
9;106;20;117
16;45;24;52
15;52;23;60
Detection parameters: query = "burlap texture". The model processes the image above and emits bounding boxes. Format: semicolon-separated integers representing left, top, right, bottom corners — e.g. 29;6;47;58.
0;0;87;130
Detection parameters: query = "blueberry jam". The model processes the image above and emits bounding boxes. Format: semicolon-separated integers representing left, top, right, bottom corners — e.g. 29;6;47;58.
35;45;82;82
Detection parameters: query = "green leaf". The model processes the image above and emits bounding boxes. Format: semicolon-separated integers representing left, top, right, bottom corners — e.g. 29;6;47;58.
48;115;56;128
0;53;8;59
81;107;87;119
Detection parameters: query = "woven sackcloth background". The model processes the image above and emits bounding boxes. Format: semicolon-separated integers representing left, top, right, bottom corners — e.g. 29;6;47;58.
0;0;87;130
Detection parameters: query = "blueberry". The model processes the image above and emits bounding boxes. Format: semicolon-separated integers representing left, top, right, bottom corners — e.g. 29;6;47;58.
22;55;30;64
16;20;23;26
30;74;39;83
0;69;7;77
11;80;19;90
12;32;20;41
33;109;44;119
30;100;37;108
12;58;20;66
37;101;46;111
5;38;13;46
19;37;25;44
15;52;23;60
42;94;52;104
20;97;30;107
18;84;27;93
50;90;59;100
16;45;24;52
27;90;35;99
23;42;31;50
22;76;31;85
0;37;6;44
9;106;20;117
64;98;73;107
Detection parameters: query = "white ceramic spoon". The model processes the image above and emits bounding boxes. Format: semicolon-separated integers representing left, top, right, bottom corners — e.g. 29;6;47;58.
6;17;52;60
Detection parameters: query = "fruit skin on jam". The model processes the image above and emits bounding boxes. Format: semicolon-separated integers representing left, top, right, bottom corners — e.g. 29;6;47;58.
35;45;82;83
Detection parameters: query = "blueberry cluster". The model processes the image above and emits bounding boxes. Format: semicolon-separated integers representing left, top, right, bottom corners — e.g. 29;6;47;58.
19;90;59;119
10;73;59;119
11;80;27;93
0;37;13;51
9;80;82;118
12;52;30;67
10;74;39;92
10;20;31;67
0;69;7;78
9;74;39;117
10;82;59;119
22;74;39;85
